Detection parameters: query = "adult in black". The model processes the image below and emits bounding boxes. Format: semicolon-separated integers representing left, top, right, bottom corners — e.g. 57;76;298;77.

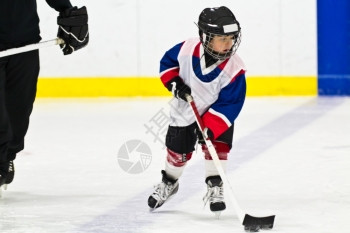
0;0;89;192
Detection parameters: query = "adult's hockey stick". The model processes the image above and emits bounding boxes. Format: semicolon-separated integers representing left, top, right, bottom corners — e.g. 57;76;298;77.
0;38;65;58
185;94;275;232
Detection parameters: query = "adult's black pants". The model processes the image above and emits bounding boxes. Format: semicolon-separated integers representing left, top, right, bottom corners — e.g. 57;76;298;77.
0;50;39;163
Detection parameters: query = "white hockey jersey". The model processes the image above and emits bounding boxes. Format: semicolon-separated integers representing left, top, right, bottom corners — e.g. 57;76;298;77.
160;38;246;139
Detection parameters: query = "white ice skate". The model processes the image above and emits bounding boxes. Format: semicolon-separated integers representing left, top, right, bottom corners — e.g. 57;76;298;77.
148;170;179;209
203;176;226;218
0;175;7;198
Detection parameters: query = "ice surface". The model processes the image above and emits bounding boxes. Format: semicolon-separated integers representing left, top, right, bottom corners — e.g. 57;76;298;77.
1;97;349;233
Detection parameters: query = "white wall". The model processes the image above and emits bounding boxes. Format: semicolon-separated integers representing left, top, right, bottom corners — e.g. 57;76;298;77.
37;0;317;77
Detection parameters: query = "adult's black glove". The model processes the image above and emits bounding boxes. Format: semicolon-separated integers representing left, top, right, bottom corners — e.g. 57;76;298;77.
166;76;191;101
57;6;89;55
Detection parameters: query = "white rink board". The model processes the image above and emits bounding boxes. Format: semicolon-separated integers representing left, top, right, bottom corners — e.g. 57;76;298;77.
37;0;316;77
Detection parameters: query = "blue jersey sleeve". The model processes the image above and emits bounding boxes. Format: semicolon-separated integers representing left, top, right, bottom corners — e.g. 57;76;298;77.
202;71;246;139
160;42;184;86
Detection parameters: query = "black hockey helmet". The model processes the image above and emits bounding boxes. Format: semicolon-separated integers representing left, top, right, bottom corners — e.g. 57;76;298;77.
197;6;241;60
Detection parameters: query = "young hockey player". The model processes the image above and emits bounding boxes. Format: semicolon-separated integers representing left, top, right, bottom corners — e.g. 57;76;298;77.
147;6;246;215
0;0;89;194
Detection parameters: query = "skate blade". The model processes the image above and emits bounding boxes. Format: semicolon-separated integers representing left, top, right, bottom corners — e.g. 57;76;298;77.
213;211;222;219
149;202;160;212
149;194;176;212
0;184;5;198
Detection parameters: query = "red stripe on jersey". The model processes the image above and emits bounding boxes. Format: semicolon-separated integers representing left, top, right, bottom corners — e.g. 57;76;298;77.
160;68;180;86
218;59;229;70
202;111;229;139
193;42;201;58
230;69;245;83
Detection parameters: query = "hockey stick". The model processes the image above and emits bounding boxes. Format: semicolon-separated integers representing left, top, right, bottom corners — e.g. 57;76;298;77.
0;38;65;58
185;94;275;232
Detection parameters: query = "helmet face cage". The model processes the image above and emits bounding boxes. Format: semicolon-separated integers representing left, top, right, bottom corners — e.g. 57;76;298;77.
201;29;241;60
197;6;242;60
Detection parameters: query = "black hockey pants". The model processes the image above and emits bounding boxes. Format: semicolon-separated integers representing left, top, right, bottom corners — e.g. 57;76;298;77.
165;122;234;154
0;50;39;163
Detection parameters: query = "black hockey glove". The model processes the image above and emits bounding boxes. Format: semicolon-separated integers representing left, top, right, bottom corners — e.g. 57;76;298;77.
166;76;191;101
57;6;89;55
